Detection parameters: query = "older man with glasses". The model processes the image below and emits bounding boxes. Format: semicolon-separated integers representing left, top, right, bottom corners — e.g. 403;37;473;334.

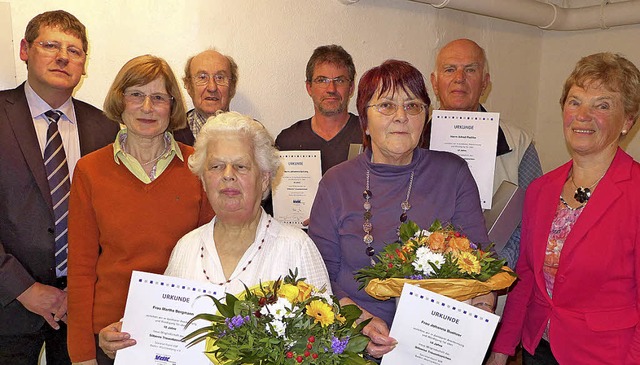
173;49;238;145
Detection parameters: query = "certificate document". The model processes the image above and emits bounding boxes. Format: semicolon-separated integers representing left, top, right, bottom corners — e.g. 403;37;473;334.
115;271;224;365
430;110;499;209
272;150;322;228
382;284;499;365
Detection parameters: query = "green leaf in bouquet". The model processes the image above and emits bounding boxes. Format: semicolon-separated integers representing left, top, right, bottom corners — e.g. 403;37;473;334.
343;351;376;365
343;334;370;353
398;220;420;242
428;219;444;232
213;293;239;318
283;268;305;285
353;317;372;333
339;303;363;325
181;323;216;347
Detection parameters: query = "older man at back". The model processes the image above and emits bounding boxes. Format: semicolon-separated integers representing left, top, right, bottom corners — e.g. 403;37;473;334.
427;38;543;269
173;49;238;145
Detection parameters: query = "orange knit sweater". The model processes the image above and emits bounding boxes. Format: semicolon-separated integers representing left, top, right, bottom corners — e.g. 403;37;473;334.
67;143;214;362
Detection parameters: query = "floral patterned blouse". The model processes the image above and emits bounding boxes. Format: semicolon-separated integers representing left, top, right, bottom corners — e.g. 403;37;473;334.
542;197;584;340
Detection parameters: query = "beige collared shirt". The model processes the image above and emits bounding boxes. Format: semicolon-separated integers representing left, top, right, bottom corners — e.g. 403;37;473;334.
113;129;184;183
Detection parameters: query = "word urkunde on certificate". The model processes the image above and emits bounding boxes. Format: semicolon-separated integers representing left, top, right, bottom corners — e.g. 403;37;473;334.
382;284;499;365
430;110;499;209
272;150;322;228
115;271;224;365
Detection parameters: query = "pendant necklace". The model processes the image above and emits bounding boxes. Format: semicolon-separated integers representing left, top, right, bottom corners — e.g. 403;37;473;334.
123;135;169;166
363;169;414;265
201;218;272;286
571;173;604;204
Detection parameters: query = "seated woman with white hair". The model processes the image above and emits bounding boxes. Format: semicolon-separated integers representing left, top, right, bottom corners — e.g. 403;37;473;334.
97;111;331;356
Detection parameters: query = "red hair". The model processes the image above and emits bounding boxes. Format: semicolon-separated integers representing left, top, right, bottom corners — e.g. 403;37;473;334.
356;60;430;147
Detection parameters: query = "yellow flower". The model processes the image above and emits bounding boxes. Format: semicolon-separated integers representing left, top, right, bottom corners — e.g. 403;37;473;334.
306;300;335;327
404;238;420;249
416;236;429;246
336;313;347;324
295;281;314;302
278;284;299;303
457;251;481;274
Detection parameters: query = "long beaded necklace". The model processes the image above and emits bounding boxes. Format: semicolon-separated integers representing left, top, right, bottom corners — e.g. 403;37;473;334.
201;218;272;285
363;170;414;265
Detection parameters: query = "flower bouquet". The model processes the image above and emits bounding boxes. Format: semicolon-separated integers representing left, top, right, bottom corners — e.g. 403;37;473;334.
355;220;517;301
183;270;374;365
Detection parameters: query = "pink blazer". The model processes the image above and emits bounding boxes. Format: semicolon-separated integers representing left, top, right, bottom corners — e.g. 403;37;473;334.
492;148;640;364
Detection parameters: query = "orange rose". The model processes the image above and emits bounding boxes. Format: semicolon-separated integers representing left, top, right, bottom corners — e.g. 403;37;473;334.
448;236;472;253
428;232;446;253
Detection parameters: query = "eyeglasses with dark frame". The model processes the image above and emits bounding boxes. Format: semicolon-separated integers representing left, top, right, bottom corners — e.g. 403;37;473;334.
191;72;231;87
34;40;86;60
123;91;174;106
367;101;427;116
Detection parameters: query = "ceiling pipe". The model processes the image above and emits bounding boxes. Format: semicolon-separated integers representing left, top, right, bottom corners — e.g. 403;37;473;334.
340;0;640;31
410;0;640;30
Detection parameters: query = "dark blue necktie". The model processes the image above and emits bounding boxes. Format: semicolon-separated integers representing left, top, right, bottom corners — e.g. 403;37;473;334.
43;110;69;277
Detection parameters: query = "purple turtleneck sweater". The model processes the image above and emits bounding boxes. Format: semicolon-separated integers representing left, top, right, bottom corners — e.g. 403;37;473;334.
309;147;489;327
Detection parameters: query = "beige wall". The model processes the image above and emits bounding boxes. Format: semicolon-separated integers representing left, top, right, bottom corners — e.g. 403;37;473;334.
537;25;640;171
0;2;16;89
4;0;639;172
4;0;540;150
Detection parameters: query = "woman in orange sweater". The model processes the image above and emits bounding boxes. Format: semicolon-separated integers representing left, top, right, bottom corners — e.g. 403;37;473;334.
66;55;214;365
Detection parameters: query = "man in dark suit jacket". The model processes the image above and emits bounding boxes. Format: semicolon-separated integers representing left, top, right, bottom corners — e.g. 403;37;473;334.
0;10;118;365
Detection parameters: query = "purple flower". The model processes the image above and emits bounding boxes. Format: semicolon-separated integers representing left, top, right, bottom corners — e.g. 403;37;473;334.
331;336;349;354
407;274;427;280
225;314;250;330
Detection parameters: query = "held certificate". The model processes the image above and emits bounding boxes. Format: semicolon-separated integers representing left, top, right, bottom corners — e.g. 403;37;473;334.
272;150;322;228
115;271;224;365
382;284;499;365
430;110;499;209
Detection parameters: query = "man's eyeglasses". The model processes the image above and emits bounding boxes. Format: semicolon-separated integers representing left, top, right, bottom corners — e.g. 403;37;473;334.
311;76;351;88
367;101;426;116
35;41;85;60
192;72;231;87
123;91;173;106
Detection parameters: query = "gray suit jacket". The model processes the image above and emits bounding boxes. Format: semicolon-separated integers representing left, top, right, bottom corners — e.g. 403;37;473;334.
0;83;119;335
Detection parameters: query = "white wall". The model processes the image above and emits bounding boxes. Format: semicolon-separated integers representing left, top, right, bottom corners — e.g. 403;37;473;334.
537;25;640;171
0;2;16;89
7;0;640;172
4;0;541;149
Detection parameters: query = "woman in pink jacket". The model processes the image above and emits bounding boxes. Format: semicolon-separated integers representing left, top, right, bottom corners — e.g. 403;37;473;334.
487;53;640;364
